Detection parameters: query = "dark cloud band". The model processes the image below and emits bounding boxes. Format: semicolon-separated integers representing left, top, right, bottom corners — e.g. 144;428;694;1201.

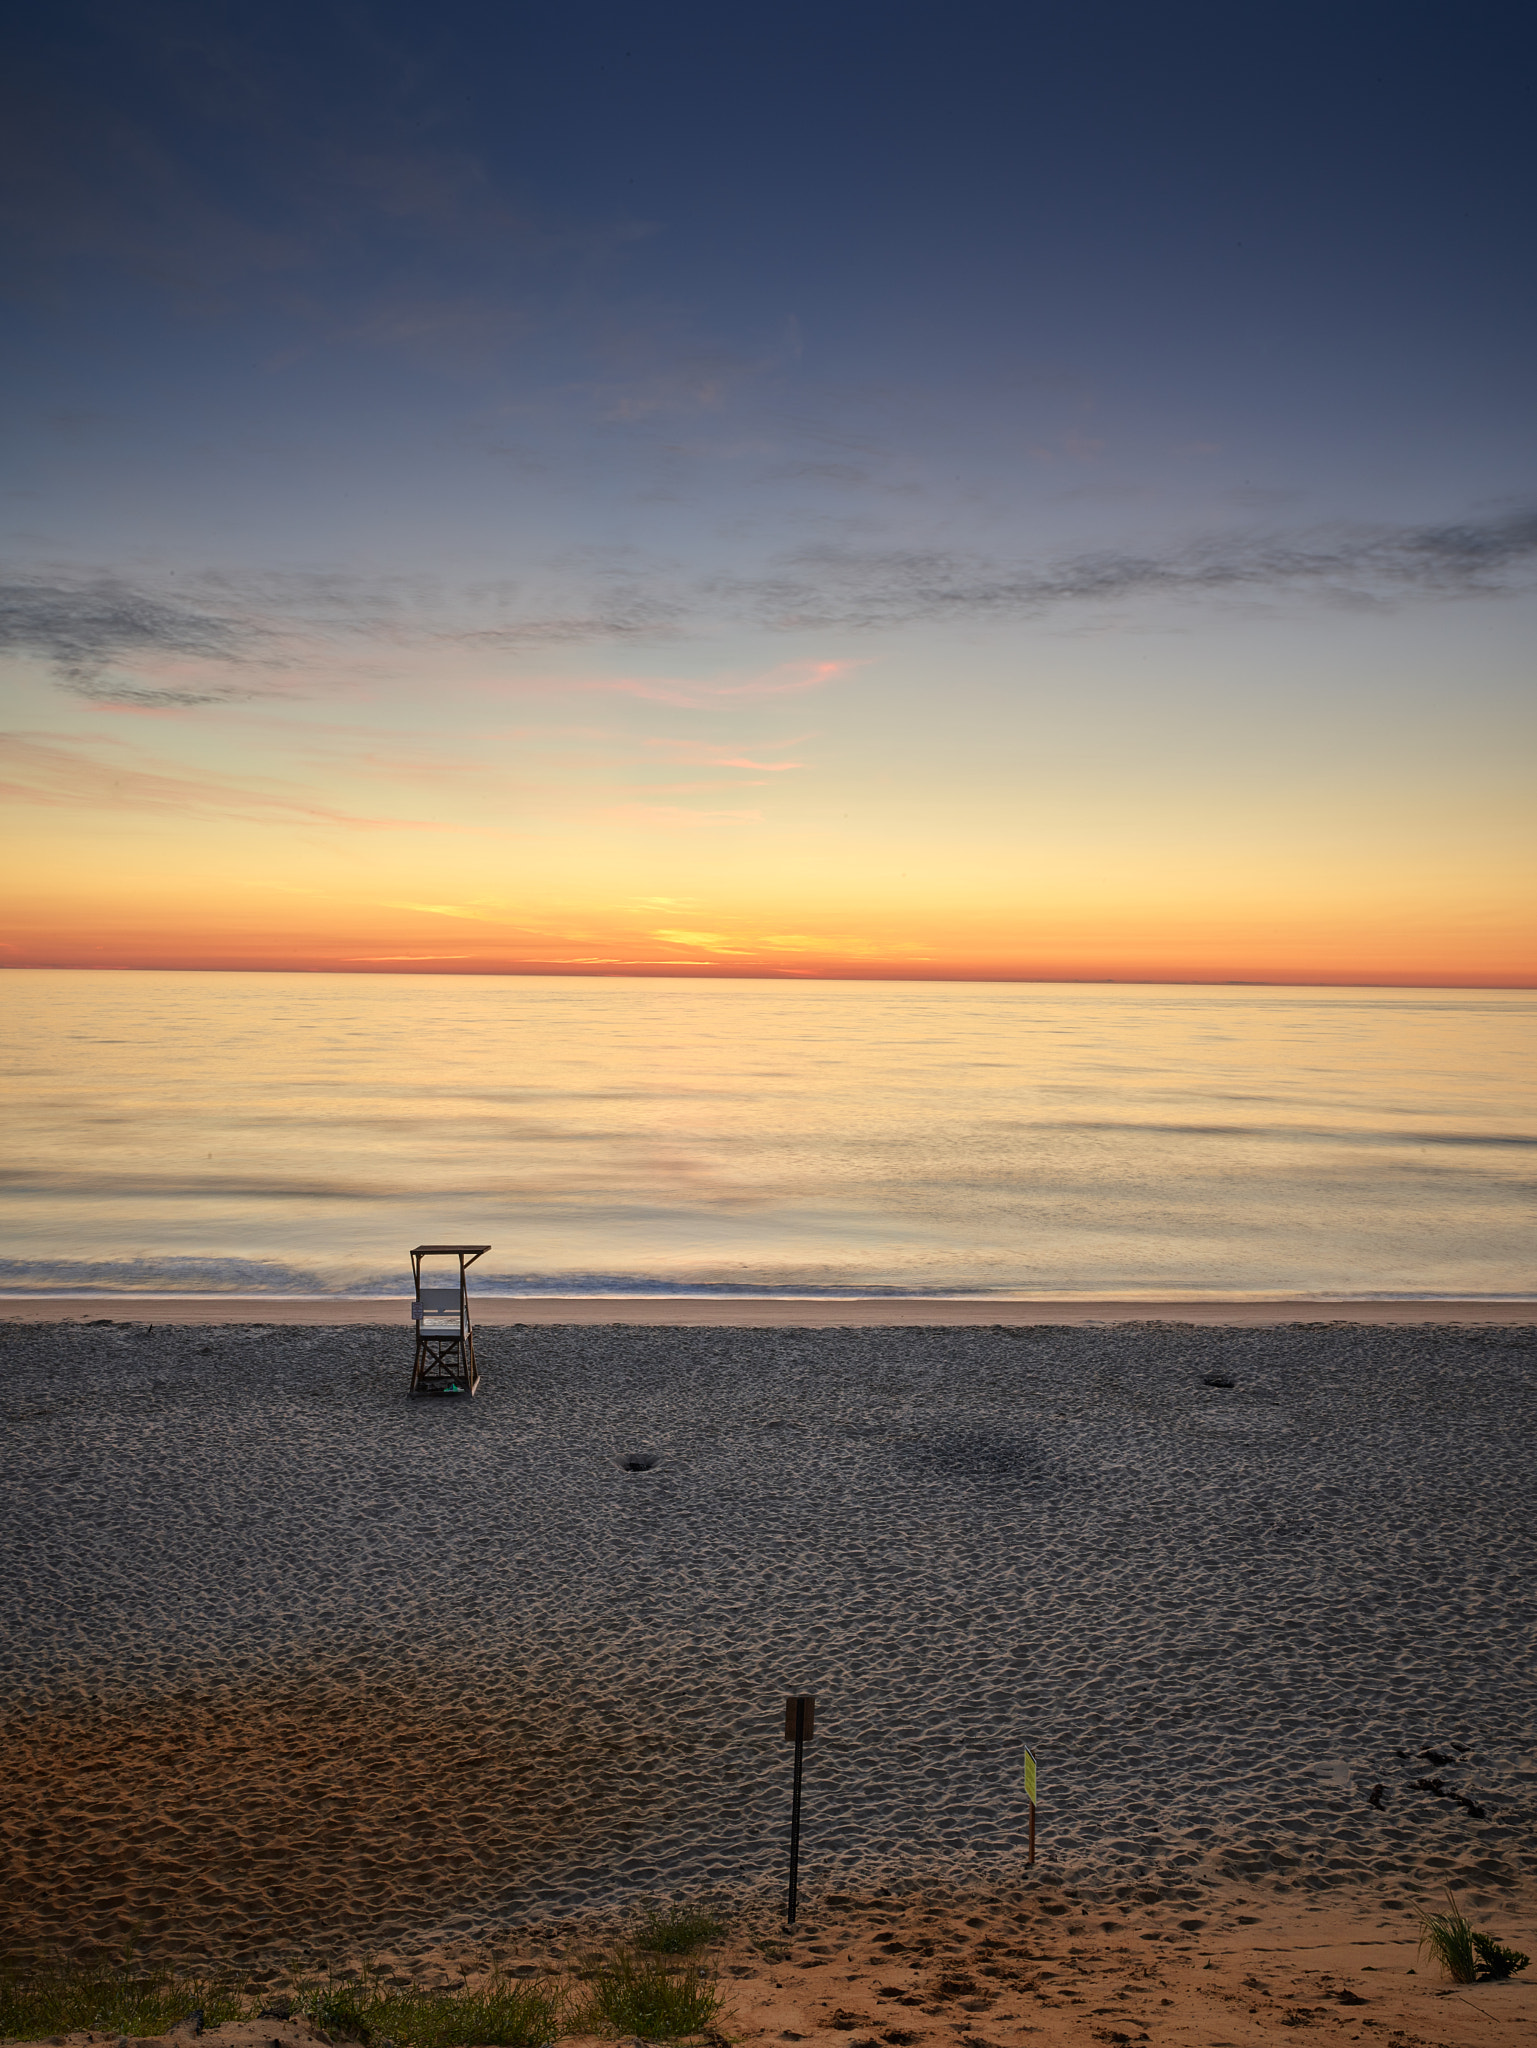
5;503;1534;704
0;576;263;701
742;505;1537;630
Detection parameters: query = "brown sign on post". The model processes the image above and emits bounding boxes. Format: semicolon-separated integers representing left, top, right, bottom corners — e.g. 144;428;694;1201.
784;1694;815;1741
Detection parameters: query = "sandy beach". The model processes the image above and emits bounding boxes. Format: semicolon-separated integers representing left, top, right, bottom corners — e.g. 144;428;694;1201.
6;1879;1536;2048
3;1313;1534;2044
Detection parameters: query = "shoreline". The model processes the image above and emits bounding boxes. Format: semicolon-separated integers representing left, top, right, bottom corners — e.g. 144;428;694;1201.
3;1294;1534;1326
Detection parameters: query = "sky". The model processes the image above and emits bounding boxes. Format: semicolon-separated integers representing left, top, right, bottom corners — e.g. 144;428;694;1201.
2;0;1534;985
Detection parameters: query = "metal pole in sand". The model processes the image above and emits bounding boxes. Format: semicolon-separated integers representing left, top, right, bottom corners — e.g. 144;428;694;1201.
1024;1745;1037;1866
784;1693;815;1925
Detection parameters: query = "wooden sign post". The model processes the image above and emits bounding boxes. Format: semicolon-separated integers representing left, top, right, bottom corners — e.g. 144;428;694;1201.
1024;1746;1037;1866
783;1694;815;1926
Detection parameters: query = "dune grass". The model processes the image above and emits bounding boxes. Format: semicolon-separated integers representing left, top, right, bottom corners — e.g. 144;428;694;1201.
631;1904;728;1956
0;1956;246;2041
572;1951;723;2040
1417;1892;1478;1982
0;1952;716;2047
292;1974;563;2048
291;1947;722;2047
1416;1891;1531;1983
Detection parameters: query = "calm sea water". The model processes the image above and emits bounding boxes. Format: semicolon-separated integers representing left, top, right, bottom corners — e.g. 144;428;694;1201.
1;969;1532;1298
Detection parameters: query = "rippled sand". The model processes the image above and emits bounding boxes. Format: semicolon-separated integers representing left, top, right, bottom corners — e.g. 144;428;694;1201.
2;1318;1533;1964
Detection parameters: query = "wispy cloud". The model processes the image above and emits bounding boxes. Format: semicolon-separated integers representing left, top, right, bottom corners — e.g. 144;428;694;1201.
596;657;855;708
730;506;1537;630
7;506;1532;719
0;577;270;701
452;591;689;647
651;928;748;952
598;804;763;828
383;900;507;921
641;738;805;770
0;731;453;831
275;502;1537;650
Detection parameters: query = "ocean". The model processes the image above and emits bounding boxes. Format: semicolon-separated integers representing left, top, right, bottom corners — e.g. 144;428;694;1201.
1;969;1532;1299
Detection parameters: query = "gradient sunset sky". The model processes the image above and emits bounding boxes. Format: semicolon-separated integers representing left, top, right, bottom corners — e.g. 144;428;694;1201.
3;2;1534;984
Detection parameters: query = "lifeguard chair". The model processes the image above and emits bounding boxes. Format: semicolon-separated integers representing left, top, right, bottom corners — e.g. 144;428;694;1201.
409;1243;490;1396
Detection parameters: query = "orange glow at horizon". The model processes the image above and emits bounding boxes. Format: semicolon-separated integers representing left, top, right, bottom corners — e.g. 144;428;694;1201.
3;626;1533;990
6;873;1533;987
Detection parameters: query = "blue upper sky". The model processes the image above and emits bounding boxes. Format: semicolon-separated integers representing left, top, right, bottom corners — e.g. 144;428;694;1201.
8;2;1534;573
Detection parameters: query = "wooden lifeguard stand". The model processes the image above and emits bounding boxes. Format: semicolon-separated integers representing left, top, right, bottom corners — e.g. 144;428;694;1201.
409;1243;490;1396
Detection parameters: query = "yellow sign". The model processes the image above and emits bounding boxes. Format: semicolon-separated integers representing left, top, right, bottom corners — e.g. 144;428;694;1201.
1024;1748;1037;1804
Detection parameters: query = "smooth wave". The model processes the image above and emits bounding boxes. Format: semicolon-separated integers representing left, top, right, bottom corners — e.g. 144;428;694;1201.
1027;1119;1537;1147
0;1256;969;1298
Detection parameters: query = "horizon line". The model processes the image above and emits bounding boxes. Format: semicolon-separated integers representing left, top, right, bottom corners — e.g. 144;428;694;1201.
2;963;1533;991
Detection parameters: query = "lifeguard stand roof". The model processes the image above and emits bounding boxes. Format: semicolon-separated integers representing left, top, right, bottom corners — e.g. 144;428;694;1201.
410;1244;490;1258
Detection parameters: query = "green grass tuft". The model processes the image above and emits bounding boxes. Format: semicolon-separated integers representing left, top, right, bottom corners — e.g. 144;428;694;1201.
294;1982;373;2040
575;1950;723;2040
632;1904;729;1956
1416;1890;1531;1984
291;1972;563;2048
1417;1891;1479;1983
0;1957;247;2041
0;1946;724;2047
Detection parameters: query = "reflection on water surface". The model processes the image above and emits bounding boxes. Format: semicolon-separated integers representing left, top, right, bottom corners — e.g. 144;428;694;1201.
1;970;1532;1296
